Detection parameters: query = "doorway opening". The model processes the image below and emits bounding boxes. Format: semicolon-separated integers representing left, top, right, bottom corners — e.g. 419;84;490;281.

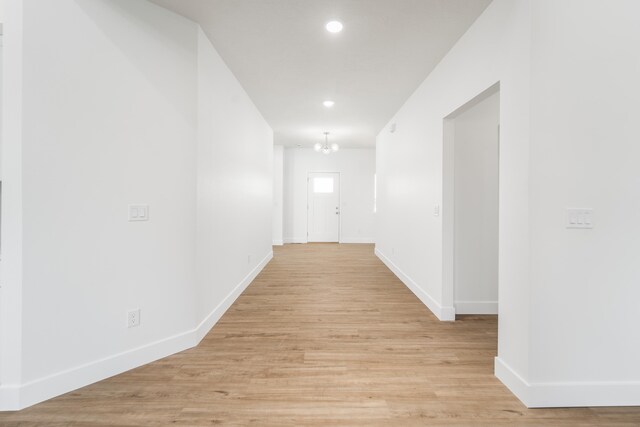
307;172;340;242
443;83;500;318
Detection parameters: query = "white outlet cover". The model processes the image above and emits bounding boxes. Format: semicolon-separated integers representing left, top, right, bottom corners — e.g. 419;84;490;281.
128;309;141;328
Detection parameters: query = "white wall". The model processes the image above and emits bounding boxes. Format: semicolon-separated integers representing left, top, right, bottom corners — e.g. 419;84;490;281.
0;0;273;410
376;0;532;373
283;148;375;244
195;27;273;330
0;0;23;401
527;0;640;392
20;0;198;385
0;42;3;177
272;145;284;245
453;92;499;314
377;0;640;408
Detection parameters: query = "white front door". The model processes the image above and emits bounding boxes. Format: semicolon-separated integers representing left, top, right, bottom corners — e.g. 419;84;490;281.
307;172;340;242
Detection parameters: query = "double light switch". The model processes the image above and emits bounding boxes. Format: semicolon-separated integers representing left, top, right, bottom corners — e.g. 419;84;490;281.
129;205;149;222
566;208;593;229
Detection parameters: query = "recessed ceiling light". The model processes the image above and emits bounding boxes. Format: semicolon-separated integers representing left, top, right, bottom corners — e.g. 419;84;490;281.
323;100;335;108
326;21;343;33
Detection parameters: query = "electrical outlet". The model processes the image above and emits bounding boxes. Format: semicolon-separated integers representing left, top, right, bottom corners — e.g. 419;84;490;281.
247;254;252;264
127;309;141;328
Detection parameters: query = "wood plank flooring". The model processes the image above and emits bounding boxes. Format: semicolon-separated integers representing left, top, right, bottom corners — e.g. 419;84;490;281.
2;243;640;425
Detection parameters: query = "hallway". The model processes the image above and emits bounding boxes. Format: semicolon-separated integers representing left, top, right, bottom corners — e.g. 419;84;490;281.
1;244;639;425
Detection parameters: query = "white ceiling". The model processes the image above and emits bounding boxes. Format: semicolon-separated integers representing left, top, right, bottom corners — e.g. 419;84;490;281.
148;0;491;147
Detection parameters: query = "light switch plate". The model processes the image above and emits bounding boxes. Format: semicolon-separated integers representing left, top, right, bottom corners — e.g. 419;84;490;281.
566;208;593;229
129;205;149;222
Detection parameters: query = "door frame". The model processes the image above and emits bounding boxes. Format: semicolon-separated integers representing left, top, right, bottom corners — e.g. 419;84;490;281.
306;171;341;243
442;81;500;319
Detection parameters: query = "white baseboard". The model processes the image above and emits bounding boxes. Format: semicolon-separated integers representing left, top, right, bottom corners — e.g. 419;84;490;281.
339;237;375;244
0;251;273;411
495;357;640;408
375;248;455;321
272;239;284;246
284;238;374;244
194;251;272;343
494;357;532;407
18;327;196;412
283;237;307;244
455;301;498;315
0;387;20;411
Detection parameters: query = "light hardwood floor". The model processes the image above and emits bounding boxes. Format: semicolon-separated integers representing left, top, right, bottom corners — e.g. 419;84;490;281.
2;243;640;426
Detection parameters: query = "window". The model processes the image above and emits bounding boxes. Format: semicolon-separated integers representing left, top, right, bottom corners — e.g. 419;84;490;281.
313;177;334;193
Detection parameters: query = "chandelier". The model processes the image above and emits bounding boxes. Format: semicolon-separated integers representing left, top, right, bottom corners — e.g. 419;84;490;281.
314;132;339;155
